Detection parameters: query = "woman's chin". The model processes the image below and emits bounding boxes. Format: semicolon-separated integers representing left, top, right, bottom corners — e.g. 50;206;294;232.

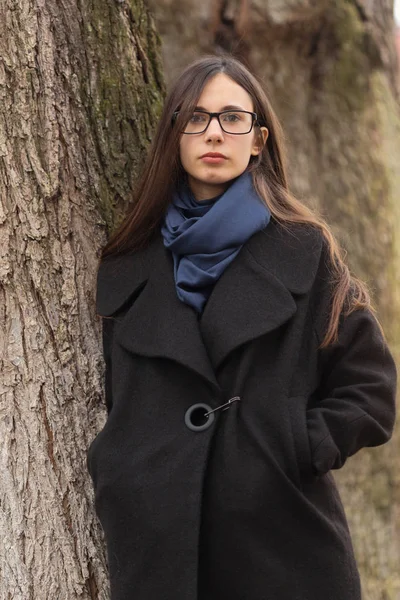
191;168;239;185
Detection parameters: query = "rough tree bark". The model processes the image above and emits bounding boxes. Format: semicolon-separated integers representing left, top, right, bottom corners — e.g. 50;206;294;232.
148;1;400;599
0;0;164;598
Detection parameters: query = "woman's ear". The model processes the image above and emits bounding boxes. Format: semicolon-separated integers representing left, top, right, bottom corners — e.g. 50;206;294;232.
251;127;269;156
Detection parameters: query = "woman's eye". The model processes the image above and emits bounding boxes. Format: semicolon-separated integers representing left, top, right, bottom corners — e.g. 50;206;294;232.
190;113;207;123
222;112;241;122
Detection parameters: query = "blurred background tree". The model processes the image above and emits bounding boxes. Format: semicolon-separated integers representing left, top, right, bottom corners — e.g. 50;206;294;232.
147;0;400;598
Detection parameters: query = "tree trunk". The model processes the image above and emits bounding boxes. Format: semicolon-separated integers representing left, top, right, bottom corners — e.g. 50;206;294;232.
0;0;164;597
148;1;400;598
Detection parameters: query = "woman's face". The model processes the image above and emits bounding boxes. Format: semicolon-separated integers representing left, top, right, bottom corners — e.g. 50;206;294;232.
179;73;268;201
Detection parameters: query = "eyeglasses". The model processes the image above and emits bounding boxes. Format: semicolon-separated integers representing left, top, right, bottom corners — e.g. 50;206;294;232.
172;110;259;135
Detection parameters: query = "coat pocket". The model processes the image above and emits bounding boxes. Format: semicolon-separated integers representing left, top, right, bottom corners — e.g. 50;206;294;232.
287;395;315;482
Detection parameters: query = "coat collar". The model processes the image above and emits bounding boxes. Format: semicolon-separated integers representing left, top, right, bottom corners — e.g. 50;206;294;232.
96;220;323;391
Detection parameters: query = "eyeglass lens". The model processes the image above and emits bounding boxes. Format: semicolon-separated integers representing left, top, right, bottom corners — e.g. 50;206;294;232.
183;111;254;134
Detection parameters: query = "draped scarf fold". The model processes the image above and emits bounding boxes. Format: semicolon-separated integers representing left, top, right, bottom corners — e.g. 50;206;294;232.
161;171;271;313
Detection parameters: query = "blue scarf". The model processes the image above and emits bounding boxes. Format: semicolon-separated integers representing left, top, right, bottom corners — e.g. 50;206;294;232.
161;171;271;313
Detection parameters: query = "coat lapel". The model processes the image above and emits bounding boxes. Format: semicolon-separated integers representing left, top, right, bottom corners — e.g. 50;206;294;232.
96;221;323;384
96;234;221;393
199;221;324;369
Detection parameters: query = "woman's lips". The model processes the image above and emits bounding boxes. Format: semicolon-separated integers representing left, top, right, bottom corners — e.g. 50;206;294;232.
200;156;227;163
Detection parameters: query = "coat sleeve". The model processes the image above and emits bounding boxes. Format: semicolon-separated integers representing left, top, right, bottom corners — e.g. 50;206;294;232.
102;317;114;414
307;247;397;476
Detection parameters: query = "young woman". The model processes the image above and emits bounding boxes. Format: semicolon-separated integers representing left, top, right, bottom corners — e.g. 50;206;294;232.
87;55;397;600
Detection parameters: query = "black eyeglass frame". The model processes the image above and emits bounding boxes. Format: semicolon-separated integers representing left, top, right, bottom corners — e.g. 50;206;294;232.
172;109;261;135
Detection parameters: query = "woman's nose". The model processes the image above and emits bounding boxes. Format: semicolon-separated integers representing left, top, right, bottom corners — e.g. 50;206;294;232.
205;116;224;140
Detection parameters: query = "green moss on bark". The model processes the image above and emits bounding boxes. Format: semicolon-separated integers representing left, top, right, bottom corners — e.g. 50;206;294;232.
78;0;165;231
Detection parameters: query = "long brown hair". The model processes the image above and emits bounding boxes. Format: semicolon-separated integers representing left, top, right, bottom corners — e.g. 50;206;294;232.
101;54;377;348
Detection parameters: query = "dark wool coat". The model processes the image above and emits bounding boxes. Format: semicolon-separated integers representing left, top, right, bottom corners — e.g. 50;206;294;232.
87;220;397;600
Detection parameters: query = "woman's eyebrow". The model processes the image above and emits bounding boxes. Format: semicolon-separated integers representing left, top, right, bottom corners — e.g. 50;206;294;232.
194;104;247;111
